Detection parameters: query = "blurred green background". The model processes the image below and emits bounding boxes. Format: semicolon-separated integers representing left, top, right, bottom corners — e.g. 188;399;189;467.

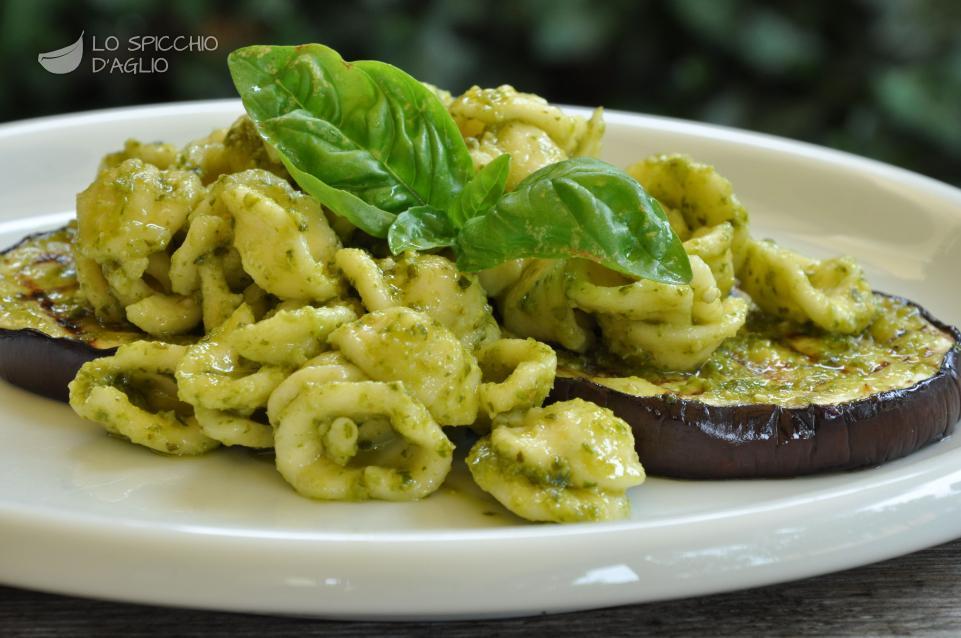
4;0;961;185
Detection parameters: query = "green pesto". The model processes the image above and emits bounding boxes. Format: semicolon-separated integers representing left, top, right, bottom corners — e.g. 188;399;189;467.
0;226;85;332
466;438;624;523
0;226;194;347
558;295;955;408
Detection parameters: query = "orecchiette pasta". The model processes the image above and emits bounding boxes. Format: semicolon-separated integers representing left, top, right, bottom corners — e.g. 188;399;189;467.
75;158;204;327
169;211;233;296
477;259;527;297
68;341;219;455
738;238;877;333
99;139;178;172
467;399;644;523
271;380;454;501
598;298;747;371
449;85;604;188
566;258;694;324
167;176;256;332
124;293;202;336
500;259;594;353
266;351;369;424
175;116;288;185
175;304;288;447
335;249;500;349
333;248;395;312
476;338;557;420
197;258;245;332
223;170;343;303
628;154;750;270
228;305;357;367
328;307;482;426
193;407;274;449
586;256;748;370
682;222;736;295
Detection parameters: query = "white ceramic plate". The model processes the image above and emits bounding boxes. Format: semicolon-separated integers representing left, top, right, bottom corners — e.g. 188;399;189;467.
1;101;960;620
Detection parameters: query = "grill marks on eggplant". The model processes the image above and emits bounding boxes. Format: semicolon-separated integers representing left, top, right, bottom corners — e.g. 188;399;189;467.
0;225;140;345
21;250;87;336
0;226;142;400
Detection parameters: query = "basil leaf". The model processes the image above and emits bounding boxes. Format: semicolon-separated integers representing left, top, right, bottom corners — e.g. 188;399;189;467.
450;154;511;225
454;158;692;284
267;112;397;237
387;155;511;252
228;44;475;237
388;205;457;253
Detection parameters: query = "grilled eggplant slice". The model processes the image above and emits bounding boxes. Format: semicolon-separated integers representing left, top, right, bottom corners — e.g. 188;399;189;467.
0;226;143;400
552;294;961;478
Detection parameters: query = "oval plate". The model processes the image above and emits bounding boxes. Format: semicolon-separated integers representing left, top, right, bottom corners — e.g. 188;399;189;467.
1;101;960;620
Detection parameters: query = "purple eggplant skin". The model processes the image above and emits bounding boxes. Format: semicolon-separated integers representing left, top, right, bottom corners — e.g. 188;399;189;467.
0;226;120;402
550;299;961;479
0;328;115;402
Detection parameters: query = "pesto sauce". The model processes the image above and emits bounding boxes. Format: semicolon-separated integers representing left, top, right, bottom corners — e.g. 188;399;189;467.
0;225;87;338
558;295;956;408
0;226;183;348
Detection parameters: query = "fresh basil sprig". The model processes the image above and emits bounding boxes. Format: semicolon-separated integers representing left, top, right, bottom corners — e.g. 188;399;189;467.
229;44;691;284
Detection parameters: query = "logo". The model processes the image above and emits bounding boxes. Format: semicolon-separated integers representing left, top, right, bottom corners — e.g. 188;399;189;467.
38;32;218;75
38;31;84;74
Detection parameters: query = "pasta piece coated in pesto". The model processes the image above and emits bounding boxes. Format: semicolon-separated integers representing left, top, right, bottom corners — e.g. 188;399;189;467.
628;154;750;272
682;222;736;295
99;139;178;172
175;116;288;185
193;407;273;449
739;238;877;334
68;341;219;455
169;174;267;332
566;258;695;324
328;307;482;426
596;256;748;370
335;249;500;350
124;293;202;336
228;305;357;367
449;85;604;189
272;380;454;501
476;338;557;420
74;158;204;326
168;208;234;297
477;259;527;297
175;304;288;447
467;399;645;523
222;170;344;303
499;259;594;353
266;351;369;423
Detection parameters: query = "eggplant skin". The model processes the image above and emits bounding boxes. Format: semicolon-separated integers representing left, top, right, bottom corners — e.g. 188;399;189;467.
550;299;961;479
0;328;115;402
0;226;126;401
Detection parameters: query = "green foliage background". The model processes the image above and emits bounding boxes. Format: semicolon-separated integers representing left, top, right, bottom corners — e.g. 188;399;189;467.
3;0;960;184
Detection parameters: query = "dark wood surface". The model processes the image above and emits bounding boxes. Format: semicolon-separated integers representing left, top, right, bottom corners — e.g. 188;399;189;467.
3;537;961;637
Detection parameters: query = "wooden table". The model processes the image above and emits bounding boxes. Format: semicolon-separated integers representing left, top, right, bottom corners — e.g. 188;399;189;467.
3;537;960;636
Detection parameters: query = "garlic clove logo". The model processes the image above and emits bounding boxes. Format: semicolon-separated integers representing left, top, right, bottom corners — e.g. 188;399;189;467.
38;32;84;74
